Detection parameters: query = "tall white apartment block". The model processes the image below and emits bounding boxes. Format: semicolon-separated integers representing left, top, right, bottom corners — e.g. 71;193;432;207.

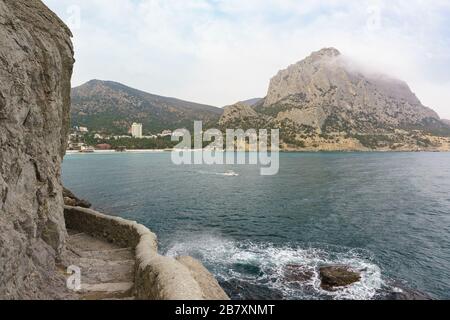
131;123;143;138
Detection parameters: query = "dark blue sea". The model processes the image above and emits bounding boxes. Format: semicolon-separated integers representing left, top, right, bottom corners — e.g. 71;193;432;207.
62;152;450;300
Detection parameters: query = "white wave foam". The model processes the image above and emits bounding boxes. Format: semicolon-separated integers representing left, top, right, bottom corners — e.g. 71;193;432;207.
219;170;239;177
166;234;385;300
195;170;239;177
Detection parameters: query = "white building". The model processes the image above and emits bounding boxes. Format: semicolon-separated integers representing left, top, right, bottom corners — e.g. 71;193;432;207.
113;135;132;140
131;123;143;138
159;130;172;137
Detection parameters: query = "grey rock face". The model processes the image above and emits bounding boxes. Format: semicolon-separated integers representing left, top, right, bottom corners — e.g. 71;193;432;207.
263;47;439;128
0;0;74;299
219;102;260;126
63;187;92;208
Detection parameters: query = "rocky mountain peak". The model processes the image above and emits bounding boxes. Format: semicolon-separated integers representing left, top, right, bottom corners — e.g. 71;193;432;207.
263;48;344;107
220;48;450;151
310;47;341;59
262;47;439;126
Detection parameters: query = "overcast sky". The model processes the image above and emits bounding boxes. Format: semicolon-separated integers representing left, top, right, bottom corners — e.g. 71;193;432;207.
43;0;450;118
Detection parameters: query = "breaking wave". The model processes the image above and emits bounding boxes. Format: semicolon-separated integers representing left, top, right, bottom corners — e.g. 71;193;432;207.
166;234;387;300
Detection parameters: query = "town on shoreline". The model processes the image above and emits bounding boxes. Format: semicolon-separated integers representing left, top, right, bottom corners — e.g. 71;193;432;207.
68;122;450;153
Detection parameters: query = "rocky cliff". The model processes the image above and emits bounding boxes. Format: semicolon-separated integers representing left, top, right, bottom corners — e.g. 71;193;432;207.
220;48;450;151
0;0;74;299
262;48;439;127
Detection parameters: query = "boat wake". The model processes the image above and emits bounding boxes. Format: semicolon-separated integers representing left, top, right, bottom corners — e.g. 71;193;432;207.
220;170;239;177
166;234;388;300
196;170;239;177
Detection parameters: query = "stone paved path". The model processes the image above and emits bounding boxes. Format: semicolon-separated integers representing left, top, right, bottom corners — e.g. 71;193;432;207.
64;229;136;300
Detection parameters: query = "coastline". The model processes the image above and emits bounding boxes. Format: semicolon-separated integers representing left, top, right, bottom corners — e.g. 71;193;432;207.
66;149;169;154
66;148;450;154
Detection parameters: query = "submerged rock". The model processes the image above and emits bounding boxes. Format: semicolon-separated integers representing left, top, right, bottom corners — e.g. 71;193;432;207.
63;187;92;208
319;265;361;291
382;290;431;300
377;284;432;300
284;264;314;283
220;279;284;300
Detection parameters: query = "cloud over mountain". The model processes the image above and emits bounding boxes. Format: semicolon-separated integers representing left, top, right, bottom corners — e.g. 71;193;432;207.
43;0;450;117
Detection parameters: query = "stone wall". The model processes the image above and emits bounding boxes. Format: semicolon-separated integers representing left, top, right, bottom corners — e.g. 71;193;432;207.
0;0;74;299
64;206;229;300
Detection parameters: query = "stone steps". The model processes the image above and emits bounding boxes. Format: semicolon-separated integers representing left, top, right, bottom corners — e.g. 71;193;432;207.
69;247;135;261
64;230;136;300
76;259;135;284
79;282;134;300
68;232;120;252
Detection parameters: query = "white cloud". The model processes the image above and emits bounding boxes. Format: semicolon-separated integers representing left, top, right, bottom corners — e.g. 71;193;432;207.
43;0;450;118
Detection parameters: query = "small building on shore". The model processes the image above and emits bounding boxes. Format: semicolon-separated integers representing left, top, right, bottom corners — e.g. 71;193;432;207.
96;143;112;150
115;146;127;152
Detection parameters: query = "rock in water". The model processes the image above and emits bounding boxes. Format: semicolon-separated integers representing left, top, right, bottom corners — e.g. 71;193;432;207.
0;0;74;299
319;265;361;291
283;264;314;283
377;283;432;300
63;187;92;208
176;256;230;300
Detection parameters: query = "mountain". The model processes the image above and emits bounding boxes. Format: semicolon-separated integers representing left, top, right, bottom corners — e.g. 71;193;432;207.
71;80;223;134
219;102;266;128
220;48;450;151
239;98;263;107
72;51;450;151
